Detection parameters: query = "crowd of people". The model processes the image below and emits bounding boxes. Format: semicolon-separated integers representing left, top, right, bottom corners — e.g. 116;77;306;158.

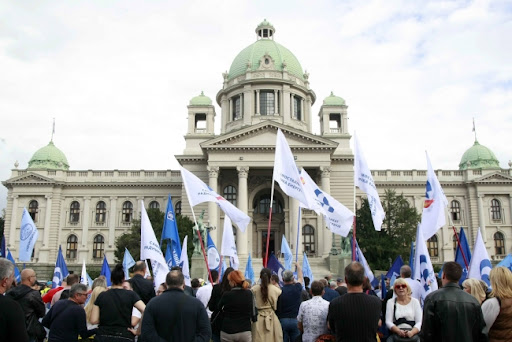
1;256;512;342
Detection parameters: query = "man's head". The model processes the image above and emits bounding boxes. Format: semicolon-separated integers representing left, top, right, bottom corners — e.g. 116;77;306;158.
319;278;328;287
133;261;147;275
69;283;89;305
66;273;80;286
400;265;412;278
166;270;185;289
310;280;324;297
210;270;219;284
122;280;132;290
304;276;310;288
344;262;365;288
20;268;37;287
282;270;295;284
442;261;463;285
329;281;337;289
0;258;15;294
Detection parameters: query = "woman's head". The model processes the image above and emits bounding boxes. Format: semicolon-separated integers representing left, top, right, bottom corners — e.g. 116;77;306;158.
221;267;234;293
462;278;487;304
393;278;412;296
228;270;249;289
490;267;512;299
260;268;272;303
92;277;107;290
111;264;125;286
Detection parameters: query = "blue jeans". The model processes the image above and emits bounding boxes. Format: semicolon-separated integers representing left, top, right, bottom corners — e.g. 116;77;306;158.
280;318;300;342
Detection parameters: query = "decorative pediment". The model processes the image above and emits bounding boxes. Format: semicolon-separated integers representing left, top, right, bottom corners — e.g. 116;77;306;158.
473;172;512;184
4;172;56;186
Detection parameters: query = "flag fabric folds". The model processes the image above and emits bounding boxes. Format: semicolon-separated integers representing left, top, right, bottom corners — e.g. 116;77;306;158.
179;236;191;286
221;216;239;270
207;231;221;272
354;240;374;285
386;255;404;280
454;227;472;284
267;253;285;286
52;246;69;288
380;274;387;300
468;228;492;286
419;153;448;240
87;273;93;288
19;208;39;262
497;253;512;271
302;252;314;284
160;194;182;267
409;241;415;276
6;248;21;283
300;168;354;237
244;253;255;285
353;134;385;231
180;166;251;232
413;225;438;303
81;259;88;286
273;129;311;208
100;256;112;287
281;235;293;271
0;232;5;258
123;248;136;280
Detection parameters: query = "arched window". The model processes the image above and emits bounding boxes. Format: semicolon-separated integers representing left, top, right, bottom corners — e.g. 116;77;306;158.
122;201;133;223
149;201;160;209
253;194;283;214
223;185;237;206
427;235;439;258
96;201;106;223
494;232;505;255
451;200;461;221
303;225;315;255
175;201;182;215
28;200;38;222
491;199;502;220
70;201;80;223
93;235;104;259
66;234;78;259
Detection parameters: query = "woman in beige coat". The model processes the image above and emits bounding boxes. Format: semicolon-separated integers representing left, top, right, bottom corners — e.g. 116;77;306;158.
251;268;282;342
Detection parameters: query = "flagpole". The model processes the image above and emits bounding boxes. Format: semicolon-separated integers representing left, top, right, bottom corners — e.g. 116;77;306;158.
448;212;469;269
295;206;301;263
188;206;214;285
352;184;357;261
264;180;276;268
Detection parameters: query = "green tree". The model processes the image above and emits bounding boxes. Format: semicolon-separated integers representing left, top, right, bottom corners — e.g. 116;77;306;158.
114;208;195;268
356;189;421;271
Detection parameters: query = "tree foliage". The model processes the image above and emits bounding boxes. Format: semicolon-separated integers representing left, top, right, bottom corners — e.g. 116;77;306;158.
114;208;195;268
356;189;421;271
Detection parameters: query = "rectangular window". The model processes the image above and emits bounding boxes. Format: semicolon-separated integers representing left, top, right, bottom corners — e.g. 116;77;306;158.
260;91;275;115
293;96;302;120
232;96;241;120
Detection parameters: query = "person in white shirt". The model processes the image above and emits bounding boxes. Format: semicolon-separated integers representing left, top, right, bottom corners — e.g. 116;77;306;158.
297;280;330;342
398;265;423;302
195;270;219;318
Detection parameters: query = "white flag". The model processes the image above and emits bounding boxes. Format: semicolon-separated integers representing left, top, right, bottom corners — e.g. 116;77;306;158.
420;152;448;240
180;167;251;232
273;129;310;208
355;240;374;284
179;236;191;286
81;259;88;286
468;228;492;286
354;134;385;231
300;168;354;237
221;216;239;270
140;201;168;290
19;208;39;262
413;224;438;304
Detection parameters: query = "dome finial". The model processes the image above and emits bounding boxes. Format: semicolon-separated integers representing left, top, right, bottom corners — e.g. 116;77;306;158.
50;118;55;142
472;117;478;143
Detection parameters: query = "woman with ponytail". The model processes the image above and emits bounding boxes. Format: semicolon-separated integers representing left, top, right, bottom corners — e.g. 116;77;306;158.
251;268;282;342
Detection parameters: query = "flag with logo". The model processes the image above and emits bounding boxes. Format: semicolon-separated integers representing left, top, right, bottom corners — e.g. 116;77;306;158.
180;166;251;232
221;216;239;270
160;194;182;267
6;248;21;283
300;168;354;237
354;240;375;285
468;228;492;286
19;208;39;262
52;245;69;288
100;255;112;287
207;231;221;272
353;134;385;231
123;247;136;280
245;253;255;285
267;253;285;287
179;236;191;286
413;225;438;303
386;255;404;280
420;153;448;239
281;235;293;271
454;227;472;285
81;259;88;286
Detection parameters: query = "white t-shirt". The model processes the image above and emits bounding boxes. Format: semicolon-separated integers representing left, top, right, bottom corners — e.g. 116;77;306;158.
385;297;422;330
195;283;213;318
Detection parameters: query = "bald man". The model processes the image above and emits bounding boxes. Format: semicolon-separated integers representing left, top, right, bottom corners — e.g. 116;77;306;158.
7;268;46;341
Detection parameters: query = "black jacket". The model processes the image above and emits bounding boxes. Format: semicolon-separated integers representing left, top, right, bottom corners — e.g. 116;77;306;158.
421;282;488;342
7;284;46;320
128;274;156;304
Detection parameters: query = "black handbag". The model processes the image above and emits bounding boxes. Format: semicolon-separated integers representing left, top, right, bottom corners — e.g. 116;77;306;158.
26;314;46;340
251;291;258;322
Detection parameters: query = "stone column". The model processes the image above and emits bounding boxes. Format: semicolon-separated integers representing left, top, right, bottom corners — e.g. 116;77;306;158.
237;166;249;257
256;90;260;115
109;197;118;248
81;197;91;247
229;98;233;121
477;194;487;242
240;93;244;118
321;167;332;256
509;194;512;227
274;90;279;115
220;95;228;134
8;195;19;248
43;195;52;248
208;166;219;245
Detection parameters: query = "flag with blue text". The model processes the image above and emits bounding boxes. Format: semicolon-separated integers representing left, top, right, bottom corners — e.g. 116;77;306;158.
207;231;221;272
244;253;255;285
19;208;39;262
281;235;293;271
267;253;285;286
6;249;21;283
455;227;472;284
221;216;239;270
179;236;191;286
302;252;314;284
413;225;438;303
123;247;136;280
100;256;112;287
386;255;404;279
52;246;69;288
160;194;182;267
468;228;492;286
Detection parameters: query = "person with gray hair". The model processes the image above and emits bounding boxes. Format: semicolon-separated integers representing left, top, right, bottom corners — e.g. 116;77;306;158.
276;262;304;342
42;283;97;341
399;265;423;302
0;257;29;341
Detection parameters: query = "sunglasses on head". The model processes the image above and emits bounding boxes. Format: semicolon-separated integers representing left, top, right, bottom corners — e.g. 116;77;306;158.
395;284;407;289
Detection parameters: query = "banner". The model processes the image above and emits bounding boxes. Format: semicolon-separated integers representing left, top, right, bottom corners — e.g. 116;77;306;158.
52;246;69;288
468;228;492;286
19;208;39;262
160;194;182;267
220;216;239;270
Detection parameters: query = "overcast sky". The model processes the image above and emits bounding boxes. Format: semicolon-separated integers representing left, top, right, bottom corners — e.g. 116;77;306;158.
1;0;511;213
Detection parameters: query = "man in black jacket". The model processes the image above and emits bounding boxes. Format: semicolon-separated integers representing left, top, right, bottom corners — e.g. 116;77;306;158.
141;270;211;341
128;261;156;304
421;261;487;342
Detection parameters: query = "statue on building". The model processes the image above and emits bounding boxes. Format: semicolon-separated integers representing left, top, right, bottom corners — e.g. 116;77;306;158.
192;210;207;256
340;233;353;257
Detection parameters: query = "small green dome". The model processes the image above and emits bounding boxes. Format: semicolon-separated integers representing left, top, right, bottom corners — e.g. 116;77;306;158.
323;92;346;106
189;91;212;106
28;141;70;170
459;140;500;170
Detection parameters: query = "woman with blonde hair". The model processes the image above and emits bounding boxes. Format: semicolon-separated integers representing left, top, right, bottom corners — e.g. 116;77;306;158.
482;267;512;340
251;268;282;342
85;286;107;333
462;278;487;304
385;278;422;341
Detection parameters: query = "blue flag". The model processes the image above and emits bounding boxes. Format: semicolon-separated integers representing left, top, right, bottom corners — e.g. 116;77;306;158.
409;241;415;276
0;233;5;258
455;228;472;284
52;246;69;288
207;231;221;271
160;195;182;267
19;208;39;262
244;253;255;285
267;253;285;286
281;235;293;271
497;253;512;271
380;274;387;299
6;248;21;283
87;272;94;288
100;255;112;287
122;248;136;280
302;252;314;284
386;256;404;279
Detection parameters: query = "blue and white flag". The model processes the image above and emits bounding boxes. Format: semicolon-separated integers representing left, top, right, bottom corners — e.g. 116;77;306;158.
81;259;88;286
267;253;285;286
123;248;136;280
497;253;512;271
354;134;385;231
354;240;374;285
409;241;415;276
244;253;255;285
160;195;181;267
207;231;221;272
19;208;39;262
179;236;191;286
300;168;354;237
100;255;112;287
413;225;438;303
281;235;293;271
386;255;404;280
0;232;5;258
221;216;239;270
302;252;314;284
6;248;21;283
87;273;93;288
52;246;69;288
468;228;492;286
455;227;472;284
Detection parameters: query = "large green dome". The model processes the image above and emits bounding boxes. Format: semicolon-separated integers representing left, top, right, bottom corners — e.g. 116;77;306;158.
228;20;304;81
28;141;70;170
459;140;500;170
